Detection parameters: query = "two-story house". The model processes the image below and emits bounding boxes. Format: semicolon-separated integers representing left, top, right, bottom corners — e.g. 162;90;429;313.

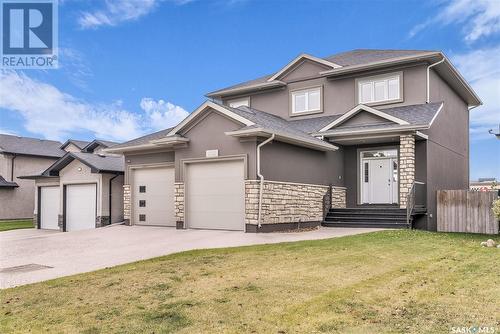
106;49;481;232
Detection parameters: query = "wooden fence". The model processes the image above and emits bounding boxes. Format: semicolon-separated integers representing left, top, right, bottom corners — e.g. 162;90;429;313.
437;190;498;234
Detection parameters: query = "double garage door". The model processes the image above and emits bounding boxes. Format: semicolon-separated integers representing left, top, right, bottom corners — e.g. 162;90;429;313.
39;184;96;231
133;160;244;231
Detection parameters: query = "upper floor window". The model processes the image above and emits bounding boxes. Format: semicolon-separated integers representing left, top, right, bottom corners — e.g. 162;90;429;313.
357;72;402;105
228;97;250;108
291;86;322;115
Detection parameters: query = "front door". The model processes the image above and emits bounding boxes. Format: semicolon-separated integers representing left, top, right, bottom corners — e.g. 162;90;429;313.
360;149;398;204
369;159;392;203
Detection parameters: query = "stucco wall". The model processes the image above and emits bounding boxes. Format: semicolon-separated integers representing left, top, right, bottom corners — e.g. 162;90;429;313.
224;64;428;120
101;173;124;223
0;154;57;220
124;151;175;184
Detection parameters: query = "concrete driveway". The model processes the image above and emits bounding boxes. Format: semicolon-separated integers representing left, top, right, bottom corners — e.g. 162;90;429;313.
0;225;381;288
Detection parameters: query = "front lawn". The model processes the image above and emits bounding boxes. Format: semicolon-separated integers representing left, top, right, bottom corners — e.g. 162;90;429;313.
0;220;33;232
1;230;498;333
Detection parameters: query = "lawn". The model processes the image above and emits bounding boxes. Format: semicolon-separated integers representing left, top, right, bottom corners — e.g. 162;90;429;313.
1;230;498;333
0;220;33;232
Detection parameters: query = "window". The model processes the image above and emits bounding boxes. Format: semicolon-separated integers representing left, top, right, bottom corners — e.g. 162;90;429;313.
139;186;146;193
364;162;369;183
358;73;401;104
228;97;249;108
291;87;322;115
139;214;146;222
139;200;146;207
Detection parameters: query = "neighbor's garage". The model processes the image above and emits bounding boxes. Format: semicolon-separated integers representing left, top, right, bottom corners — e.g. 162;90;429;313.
65;184;96;231
185;159;245;231
132;166;175;226
39;186;60;230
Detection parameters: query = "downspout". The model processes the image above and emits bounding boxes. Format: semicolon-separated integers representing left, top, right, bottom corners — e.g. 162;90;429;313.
426;58;445;103
10;154;17;181
109;173;120;224
257;133;275;228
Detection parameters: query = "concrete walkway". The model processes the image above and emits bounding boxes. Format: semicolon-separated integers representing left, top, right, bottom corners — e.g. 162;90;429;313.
0;225;381;288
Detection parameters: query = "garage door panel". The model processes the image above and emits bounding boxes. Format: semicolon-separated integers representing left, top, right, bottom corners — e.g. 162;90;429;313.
133;167;175;226
40;187;59;230
186;160;244;231
66;184;96;231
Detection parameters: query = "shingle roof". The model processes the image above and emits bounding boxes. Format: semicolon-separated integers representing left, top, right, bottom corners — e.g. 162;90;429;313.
60;139;90;150
0;175;18;187
70;152;124;172
108;128;173;150
0;134;64;158
379;102;442;126
207;49;437;97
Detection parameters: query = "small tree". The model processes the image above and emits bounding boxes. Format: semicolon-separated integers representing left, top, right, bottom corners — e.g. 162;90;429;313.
493;198;500;221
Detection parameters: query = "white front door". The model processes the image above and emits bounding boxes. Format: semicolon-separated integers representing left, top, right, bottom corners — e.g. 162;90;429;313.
369;159;392;203
360;149;398;204
66;184;96;231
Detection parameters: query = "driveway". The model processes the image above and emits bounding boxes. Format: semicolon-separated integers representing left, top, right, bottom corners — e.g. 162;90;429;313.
0;225;381;288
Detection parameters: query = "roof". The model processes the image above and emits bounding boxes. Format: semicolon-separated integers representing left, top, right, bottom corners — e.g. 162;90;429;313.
81;139;119;152
107;128;173;151
43;152;125;176
60;139;90;150
205;49;481;107
0;175;18;188
0;134;64;158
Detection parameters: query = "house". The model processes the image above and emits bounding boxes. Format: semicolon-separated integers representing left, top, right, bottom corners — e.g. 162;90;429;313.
106;49;481;232
20;140;125;231
470;178;499;191
0;134;65;220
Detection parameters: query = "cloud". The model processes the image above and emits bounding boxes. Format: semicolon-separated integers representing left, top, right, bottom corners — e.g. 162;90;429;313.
140;98;189;129
452;47;500;140
78;0;192;29
0;129;17;136
409;0;500;42
0;70;188;142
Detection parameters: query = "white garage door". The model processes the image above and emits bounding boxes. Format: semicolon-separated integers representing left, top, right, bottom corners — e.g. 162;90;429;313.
133;167;175;226
66;184;96;231
186;160;244;231
40;186;59;230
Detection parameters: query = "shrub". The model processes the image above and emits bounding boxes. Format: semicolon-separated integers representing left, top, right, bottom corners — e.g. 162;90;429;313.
492;198;500;220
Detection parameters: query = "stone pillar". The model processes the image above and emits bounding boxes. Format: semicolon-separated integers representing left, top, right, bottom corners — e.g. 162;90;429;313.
33;214;38;228
331;186;347;208
123;184;131;225
399;134;415;208
174;183;185;228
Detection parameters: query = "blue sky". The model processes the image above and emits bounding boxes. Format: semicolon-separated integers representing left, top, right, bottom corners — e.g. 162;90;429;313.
0;0;498;179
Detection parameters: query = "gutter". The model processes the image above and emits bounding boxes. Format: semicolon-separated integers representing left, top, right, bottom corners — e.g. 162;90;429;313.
10;154;17;181
257;134;275;228
426;57;445;103
109;173;120;224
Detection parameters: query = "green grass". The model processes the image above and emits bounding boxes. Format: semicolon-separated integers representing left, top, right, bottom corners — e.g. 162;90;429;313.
0;220;33;232
1;230;499;333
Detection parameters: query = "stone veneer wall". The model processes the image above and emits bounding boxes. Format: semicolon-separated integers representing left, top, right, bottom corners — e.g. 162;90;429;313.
123;184;131;225
245;180;329;226
174;183;185;227
95;216;110;228
399;134;415;208
331;186;347;208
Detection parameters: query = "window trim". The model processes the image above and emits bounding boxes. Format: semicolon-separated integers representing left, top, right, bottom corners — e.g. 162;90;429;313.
227;97;250;108
289;85;323;117
355;71;403;106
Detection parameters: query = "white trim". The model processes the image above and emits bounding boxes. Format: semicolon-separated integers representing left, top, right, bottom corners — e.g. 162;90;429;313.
267;53;342;82
290;86;322;115
428;102;444;127
227;97;250;108
167;101;255;136
206;80;286;98
319;104;409;132
416;131;428;140
225;127;338;151
315;124;429;137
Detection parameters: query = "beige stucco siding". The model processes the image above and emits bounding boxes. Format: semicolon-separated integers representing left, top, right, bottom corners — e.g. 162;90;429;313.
0;154;57;220
63;143;82;153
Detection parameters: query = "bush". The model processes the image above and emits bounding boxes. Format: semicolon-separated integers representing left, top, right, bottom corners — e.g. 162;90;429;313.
492;198;500;220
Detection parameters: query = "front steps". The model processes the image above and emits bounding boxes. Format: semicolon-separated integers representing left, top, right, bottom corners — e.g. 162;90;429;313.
323;207;411;229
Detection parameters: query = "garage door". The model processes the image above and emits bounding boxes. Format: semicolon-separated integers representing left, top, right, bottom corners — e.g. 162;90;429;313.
66;184;96;231
186;160;244;231
133;167;175;226
39;186;59;230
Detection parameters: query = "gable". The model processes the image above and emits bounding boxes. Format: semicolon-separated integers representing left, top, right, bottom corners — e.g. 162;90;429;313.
335;111;393;129
280;59;332;82
181;109;244;137
63;143;81;153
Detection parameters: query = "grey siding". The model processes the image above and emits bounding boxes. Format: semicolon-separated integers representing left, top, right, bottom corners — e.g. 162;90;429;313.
260;141;344;186
124;151;175;184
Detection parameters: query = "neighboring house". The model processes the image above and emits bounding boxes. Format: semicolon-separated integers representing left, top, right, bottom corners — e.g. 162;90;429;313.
470;178;499;191
0;134;65;220
20;140;124;231
106;49;481;232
